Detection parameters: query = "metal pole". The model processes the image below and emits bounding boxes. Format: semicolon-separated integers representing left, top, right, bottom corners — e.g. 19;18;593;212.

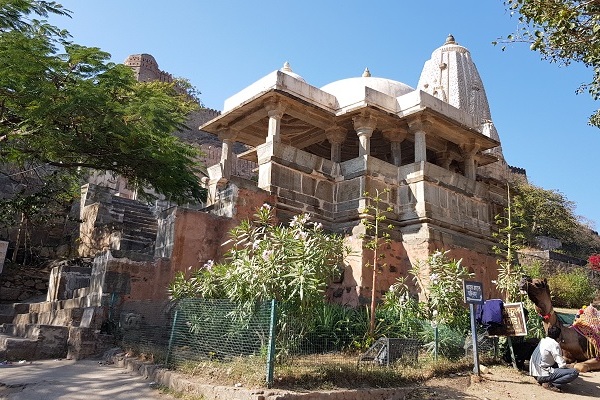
507;336;518;369
165;309;179;367
470;303;480;375
434;325;439;361
266;299;277;388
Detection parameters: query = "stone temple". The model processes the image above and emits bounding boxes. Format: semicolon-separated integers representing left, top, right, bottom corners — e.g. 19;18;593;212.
196;35;514;304
0;36;523;361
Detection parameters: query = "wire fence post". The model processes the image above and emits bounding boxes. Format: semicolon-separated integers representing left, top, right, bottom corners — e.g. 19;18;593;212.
266;299;277;388
165;308;179;367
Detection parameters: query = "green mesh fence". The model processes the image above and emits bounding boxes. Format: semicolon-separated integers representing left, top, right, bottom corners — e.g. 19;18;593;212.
166;298;276;384
117;300;175;363
116;300;500;388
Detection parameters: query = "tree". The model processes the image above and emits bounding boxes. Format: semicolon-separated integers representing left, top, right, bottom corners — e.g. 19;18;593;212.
0;0;206;215
504;181;600;259
360;188;393;338
499;0;600;127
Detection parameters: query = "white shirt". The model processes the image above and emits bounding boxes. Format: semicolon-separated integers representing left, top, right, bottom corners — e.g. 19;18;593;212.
529;337;567;377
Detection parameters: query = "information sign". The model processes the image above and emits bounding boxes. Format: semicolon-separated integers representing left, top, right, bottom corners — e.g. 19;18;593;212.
487;302;528;337
463;280;484;305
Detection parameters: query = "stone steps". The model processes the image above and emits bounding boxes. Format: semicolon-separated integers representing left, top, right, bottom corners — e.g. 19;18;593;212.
0;324;68;361
0;334;38;361
0;296;112;361
108;196;158;256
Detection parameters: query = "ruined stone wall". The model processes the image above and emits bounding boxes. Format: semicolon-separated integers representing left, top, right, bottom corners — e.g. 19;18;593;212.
0;264;50;302
124;54;173;83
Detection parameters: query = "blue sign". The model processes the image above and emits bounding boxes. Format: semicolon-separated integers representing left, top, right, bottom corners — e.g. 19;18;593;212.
463;280;484;304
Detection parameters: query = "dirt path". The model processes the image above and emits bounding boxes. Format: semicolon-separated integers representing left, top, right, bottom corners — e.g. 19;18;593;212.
409;365;600;400
0;359;175;400
1;358;598;399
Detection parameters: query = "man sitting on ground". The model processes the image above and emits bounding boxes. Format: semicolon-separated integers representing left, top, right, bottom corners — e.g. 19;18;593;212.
529;325;579;392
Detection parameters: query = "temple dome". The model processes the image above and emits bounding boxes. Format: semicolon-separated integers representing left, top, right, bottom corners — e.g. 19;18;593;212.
417;34;493;127
321;68;414;103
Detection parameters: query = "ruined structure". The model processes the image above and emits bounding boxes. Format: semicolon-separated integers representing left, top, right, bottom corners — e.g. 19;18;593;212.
199;35;509;304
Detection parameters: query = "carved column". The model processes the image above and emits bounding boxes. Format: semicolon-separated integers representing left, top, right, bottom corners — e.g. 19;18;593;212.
264;100;285;143
325;126;348;163
382;128;407;166
461;141;480;180
408;117;432;163
218;128;237;180
352;113;377;157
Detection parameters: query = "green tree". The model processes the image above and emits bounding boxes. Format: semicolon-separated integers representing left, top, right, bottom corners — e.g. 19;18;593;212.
0;0;205;214
510;181;600;258
499;0;600;126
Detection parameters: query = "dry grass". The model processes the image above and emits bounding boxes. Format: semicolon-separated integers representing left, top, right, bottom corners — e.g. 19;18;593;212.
172;352;486;391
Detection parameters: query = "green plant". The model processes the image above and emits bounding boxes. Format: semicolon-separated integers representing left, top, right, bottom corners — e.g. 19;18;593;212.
547;269;596;308
410;250;472;331
493;183;527;303
376;277;426;339
169;204;349;326
360;188;394;338
419;322;467;360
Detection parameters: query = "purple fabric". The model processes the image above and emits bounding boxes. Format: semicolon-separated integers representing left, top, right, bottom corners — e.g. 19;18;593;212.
477;299;504;327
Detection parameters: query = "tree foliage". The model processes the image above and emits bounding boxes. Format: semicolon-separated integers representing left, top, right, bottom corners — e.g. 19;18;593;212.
492;181;600;263
0;0;205;216
499;0;600;127
509;181;600;258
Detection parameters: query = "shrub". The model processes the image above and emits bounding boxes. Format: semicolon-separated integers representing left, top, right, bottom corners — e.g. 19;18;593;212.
548;268;596;308
411;250;472;331
169;204;349;326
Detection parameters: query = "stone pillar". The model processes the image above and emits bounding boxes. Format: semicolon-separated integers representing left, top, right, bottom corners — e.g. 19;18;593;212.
382;128;407;166
264;100;285;143
325;126;348;163
461;141;480;180
352;113;377;157
408;118;431;163
218;128;237;180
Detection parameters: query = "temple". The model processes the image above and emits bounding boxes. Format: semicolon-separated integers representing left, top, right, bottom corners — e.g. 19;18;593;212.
198;35;511;304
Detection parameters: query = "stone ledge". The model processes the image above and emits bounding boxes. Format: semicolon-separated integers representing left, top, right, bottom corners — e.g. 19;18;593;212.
108;353;416;400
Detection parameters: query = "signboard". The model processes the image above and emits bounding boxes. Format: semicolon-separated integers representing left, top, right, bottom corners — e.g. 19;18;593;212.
0;241;7;274
463;280;484;304
488;302;528;337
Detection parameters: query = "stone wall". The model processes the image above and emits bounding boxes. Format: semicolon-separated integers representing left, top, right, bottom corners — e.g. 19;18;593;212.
0;264;50;302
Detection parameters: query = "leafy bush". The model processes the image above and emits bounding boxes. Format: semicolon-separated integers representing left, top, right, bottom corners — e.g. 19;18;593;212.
411;251;472;331
376;277;426;339
548;268;596;308
419;322;468;360
169;204;349;326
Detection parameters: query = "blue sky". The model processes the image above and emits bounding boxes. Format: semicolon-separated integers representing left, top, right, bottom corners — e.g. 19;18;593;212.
49;1;600;228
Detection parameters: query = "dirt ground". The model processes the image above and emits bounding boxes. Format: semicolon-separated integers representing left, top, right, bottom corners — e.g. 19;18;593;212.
407;364;600;400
